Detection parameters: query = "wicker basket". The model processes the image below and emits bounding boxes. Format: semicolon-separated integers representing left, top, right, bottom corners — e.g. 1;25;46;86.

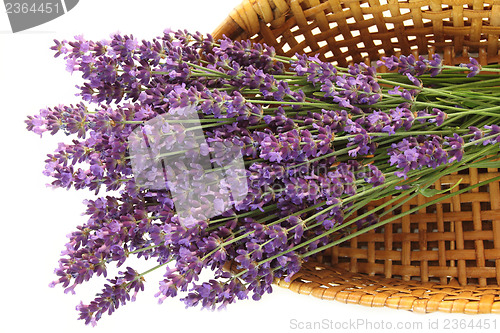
213;0;500;314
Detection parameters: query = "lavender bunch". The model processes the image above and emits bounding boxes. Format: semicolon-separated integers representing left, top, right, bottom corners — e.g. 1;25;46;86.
26;29;500;326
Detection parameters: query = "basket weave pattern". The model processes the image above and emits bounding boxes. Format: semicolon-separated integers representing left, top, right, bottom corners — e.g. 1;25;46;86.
325;168;500;287
214;0;500;313
213;0;500;66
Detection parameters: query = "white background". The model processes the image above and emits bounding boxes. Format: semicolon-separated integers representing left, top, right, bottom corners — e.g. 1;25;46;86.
0;1;498;332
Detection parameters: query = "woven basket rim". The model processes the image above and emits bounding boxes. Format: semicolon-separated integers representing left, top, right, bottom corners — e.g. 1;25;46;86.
275;261;500;314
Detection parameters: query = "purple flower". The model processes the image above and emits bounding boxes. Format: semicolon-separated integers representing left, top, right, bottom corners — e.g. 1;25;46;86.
320;79;337;97
378;54;442;77
431;108;447;126
51;39;68;58
445;133;464;162
388;86;416;101
406;73;422;87
291;53;337;85
460;57;481;77
404;148;419;162
482;125;500;145
388;135;456;178
377;55;399;71
65;58;79;73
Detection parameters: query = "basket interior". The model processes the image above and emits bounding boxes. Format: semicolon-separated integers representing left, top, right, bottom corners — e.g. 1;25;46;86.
217;0;500;66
